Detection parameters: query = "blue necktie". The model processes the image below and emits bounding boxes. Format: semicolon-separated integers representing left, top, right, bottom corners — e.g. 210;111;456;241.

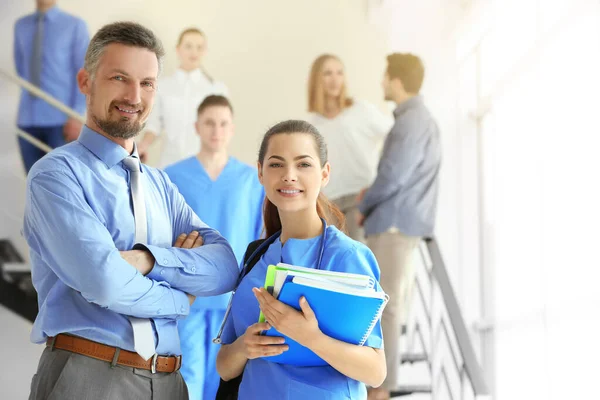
30;12;44;87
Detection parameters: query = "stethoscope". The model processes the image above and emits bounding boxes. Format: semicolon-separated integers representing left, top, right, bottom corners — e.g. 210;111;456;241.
212;218;328;344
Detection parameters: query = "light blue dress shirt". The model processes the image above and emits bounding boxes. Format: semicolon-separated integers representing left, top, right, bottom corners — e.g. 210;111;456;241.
23;126;238;356
222;225;384;400
13;6;89;127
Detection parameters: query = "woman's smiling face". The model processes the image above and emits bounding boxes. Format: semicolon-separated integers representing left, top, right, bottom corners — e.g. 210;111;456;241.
258;133;330;214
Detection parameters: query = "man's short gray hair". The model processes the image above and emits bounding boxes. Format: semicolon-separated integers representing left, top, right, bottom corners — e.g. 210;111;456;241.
84;21;165;77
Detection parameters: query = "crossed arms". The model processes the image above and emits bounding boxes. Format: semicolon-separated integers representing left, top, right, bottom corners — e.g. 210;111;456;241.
24;169;238;320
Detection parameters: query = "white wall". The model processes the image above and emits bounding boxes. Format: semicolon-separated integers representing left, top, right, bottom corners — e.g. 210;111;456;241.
472;1;600;398
61;0;389;166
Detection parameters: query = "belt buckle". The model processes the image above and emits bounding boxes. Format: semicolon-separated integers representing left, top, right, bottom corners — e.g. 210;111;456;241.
150;353;158;374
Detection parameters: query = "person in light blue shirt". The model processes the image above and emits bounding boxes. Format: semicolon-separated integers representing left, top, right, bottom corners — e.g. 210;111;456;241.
14;0;89;173
23;22;238;400
165;95;264;400
216;120;387;399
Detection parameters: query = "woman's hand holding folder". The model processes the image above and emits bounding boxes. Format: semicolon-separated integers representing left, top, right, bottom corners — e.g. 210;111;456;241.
241;322;289;359
253;287;323;348
252;286;387;387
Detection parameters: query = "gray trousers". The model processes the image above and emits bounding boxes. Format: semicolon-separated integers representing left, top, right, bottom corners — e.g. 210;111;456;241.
367;230;420;391
333;193;365;243
29;347;189;400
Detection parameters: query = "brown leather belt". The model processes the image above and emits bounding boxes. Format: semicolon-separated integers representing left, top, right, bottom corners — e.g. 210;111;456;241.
46;334;181;373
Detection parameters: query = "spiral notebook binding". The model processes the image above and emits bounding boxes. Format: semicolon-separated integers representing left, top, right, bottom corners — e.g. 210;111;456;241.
367;277;375;289
359;293;389;346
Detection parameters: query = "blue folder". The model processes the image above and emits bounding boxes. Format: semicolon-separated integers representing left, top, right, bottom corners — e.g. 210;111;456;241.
261;280;387;367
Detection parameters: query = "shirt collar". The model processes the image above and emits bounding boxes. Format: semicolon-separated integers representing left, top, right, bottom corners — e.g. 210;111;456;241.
393;95;423;118
40;6;60;21
78;125;141;170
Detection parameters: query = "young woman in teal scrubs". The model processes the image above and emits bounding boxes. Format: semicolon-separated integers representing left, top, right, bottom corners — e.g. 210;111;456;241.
216;120;387;399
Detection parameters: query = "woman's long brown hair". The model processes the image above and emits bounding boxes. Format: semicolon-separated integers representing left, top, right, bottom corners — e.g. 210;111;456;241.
258;120;346;238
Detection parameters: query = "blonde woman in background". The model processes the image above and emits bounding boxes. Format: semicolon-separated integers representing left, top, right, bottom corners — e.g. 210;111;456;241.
138;28;228;168
306;54;393;242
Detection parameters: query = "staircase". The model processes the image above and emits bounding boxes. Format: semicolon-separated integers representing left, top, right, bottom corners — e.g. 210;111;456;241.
390;239;490;399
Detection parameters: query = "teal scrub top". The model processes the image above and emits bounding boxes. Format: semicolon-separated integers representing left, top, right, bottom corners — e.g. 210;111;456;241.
165;156;265;310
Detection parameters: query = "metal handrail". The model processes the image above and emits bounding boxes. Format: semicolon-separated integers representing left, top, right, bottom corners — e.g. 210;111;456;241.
0;67;85;123
16;127;52;153
425;237;489;396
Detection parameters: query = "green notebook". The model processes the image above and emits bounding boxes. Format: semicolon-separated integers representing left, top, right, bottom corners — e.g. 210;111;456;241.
258;262;375;322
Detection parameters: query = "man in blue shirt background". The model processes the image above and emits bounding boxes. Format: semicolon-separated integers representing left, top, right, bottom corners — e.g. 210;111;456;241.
23;21;238;399
13;0;89;173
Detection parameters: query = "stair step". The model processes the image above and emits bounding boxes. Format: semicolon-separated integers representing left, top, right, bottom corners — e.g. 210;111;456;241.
401;353;428;364
0;274;38;322
2;261;30;273
390;385;432;397
0;239;25;263
391;394;431;400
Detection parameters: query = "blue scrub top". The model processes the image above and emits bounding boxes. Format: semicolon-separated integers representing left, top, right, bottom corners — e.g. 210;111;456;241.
222;225;384;400
165;156;265;310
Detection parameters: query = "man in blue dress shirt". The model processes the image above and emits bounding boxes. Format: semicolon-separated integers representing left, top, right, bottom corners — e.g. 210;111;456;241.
23;21;238;399
13;0;89;173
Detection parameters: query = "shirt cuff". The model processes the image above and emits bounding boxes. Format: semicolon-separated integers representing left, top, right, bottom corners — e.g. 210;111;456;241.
170;287;190;319
137;244;182;267
134;244;182;282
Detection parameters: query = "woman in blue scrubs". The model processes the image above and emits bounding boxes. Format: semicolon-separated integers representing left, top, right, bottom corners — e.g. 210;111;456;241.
216;120;387;399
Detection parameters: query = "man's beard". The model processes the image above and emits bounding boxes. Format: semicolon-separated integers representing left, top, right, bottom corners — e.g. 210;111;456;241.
93;113;145;140
91;98;146;139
